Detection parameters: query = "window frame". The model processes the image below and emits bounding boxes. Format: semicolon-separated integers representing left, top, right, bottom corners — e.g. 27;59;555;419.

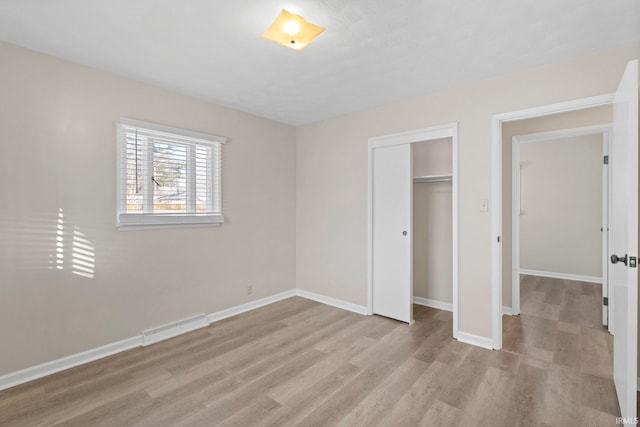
116;118;227;230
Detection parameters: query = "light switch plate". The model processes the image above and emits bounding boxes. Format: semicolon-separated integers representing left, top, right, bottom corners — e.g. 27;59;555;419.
480;199;489;212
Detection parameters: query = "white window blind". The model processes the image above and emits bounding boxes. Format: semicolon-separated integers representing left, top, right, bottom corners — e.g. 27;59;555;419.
116;118;226;229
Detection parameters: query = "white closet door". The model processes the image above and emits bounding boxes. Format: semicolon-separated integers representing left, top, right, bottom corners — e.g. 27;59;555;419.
372;144;412;323
611;59;638;422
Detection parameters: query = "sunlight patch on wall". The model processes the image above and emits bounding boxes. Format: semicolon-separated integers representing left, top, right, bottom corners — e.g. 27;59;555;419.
72;226;95;279
48;208;96;278
55;209;64;270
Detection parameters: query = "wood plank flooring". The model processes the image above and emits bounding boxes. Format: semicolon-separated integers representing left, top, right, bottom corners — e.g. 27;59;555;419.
503;275;620;426
0;276;621;426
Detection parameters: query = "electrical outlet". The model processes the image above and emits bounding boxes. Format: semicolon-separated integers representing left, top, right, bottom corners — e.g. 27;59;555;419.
247;285;253;295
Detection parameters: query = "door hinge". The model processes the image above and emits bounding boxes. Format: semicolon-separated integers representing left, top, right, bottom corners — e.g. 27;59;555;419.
604;155;609;164
603;297;608;306
631;256;637;268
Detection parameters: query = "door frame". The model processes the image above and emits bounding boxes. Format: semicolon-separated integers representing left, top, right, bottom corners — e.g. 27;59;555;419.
491;94;614;349
368;122;459;337
510;125;612;318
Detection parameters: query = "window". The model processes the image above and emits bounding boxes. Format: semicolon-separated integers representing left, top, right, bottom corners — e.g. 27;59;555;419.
116;118;226;229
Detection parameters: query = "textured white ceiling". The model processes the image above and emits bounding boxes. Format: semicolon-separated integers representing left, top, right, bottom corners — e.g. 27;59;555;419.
0;0;638;125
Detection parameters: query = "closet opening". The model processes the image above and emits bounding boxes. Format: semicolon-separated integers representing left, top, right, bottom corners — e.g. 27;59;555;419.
412;139;454;314
496;105;620;419
367;123;459;339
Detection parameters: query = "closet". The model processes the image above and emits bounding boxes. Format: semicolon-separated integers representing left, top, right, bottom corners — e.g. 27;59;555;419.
412;138;453;311
369;124;457;329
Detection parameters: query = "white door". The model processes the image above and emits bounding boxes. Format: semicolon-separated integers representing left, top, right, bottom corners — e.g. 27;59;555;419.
372;144;413;323
611;59;639;422
603;134;610;328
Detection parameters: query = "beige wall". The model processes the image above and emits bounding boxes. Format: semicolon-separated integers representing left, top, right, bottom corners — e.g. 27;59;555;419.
413;182;453;303
501;106;612;308
519;134;603;277
296;43;638;339
413;138;453;304
413;137;452;177
0;42;297;375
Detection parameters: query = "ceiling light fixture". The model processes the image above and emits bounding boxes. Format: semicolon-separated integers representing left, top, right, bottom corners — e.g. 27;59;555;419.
262;9;324;51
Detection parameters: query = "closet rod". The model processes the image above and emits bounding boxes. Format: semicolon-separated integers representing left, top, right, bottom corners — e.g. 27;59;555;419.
413;175;453;183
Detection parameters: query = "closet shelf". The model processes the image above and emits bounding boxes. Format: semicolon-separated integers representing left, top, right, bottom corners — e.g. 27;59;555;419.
413;174;453;183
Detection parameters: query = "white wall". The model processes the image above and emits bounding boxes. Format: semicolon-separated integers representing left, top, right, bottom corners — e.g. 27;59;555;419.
519;134;603;278
296;43;639;339
0;41;297;375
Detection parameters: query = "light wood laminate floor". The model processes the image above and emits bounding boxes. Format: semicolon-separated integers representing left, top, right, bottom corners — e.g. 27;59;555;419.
0;276;621;426
503;275;619;426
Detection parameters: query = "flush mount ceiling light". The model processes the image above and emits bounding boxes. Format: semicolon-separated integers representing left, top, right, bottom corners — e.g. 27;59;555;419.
262;9;324;51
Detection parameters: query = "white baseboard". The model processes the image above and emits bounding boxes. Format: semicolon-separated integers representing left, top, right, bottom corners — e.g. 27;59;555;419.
207;290;296;323
0;288;364;391
502;306;515;316
142;313;209;347
413;296;452;312
456;331;495;350
0;336;142;392
0;289;297;392
519;269;602;284
295;289;369;315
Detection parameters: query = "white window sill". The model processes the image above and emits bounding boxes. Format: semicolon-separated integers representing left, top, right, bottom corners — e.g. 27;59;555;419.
117;213;224;231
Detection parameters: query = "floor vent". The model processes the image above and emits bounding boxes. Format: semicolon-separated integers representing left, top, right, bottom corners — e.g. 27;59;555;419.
142;313;209;346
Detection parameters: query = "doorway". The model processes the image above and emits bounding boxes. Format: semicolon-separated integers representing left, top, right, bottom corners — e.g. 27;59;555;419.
496;103;620;422
490;94;614;349
502;123;613;389
367;123;459;338
510;125;611;325
492;59;639;422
